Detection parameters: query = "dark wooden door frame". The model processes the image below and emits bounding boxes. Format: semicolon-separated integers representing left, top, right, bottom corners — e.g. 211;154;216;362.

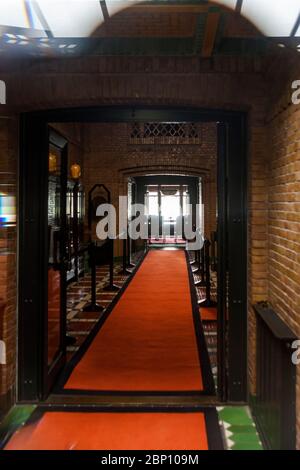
18;106;248;403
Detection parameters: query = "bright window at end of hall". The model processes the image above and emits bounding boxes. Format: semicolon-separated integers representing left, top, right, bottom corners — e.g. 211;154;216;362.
161;192;181;221
145;191;159;216
182;189;190;217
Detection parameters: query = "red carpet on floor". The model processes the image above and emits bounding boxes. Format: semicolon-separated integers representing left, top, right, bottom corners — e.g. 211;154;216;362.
47;268;61;365
200;307;217;322
64;250;204;392
4;411;209;450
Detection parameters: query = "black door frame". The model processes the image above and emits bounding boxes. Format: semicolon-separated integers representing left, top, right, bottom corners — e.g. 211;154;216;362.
44;129;68;397
18;106;247;403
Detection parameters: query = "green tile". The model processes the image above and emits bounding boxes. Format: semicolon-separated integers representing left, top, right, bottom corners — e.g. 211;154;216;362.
232;434;261;444
219;407;253;426
229;425;257;435
231;441;263;451
0;405;35;429
0;405;36;447
218;406;263;451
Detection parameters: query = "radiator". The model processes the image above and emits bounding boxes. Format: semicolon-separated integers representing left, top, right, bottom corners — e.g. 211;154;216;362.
251;304;297;450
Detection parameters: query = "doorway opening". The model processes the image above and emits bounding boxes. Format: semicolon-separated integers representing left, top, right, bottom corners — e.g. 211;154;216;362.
144;182;190;245
18;107;247;404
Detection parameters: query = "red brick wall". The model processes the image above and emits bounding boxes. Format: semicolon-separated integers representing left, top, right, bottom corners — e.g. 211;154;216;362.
50;120;86;245
94;11;198;38
247;122;269;396
0;3;299;444
0;117;18;415
265;52;300;448
1;54;268;421
51;123;85;173
82;122;217;253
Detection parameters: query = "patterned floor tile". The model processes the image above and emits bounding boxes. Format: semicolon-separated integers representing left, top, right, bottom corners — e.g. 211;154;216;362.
218;406;263;450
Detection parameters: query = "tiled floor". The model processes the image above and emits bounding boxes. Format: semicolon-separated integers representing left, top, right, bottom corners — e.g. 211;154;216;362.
0;405;36;448
188;251;218;382
0;405;263;450
202;321;217;383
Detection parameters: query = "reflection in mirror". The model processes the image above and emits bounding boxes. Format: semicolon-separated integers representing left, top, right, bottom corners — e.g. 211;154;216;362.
47;144;62;367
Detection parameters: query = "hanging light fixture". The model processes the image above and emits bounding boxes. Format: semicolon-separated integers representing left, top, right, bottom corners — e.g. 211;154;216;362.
70;162;81;180
161;186;179;196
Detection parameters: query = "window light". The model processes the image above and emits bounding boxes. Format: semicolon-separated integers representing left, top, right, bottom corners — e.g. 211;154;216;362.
241;0;300;37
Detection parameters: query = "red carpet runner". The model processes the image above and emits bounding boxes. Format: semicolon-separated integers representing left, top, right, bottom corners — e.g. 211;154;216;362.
64;250;204;392
4;410;210;450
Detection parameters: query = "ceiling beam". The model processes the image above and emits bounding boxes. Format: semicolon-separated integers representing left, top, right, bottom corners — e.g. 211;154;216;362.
291;12;300;36
31;0;53;38
99;0;110;21
202;12;220;58
236;0;243;14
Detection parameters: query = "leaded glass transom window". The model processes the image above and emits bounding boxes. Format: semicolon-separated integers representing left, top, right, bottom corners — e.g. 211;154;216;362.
129;122;202;145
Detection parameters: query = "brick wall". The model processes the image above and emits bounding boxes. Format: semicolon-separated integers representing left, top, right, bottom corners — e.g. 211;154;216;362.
82;122;217;253
0;117;18;416
0;54;268;422
0;0;299;444
247;121;269;396
94;11;198;38
51;122;85;173
265;52;300;448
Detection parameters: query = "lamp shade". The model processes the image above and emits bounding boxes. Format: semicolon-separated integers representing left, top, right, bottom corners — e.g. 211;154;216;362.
161;186;178;196
48;153;57;173
70;163;81;180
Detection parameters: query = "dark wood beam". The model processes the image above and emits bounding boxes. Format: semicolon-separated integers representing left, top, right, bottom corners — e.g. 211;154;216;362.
202;12;220;58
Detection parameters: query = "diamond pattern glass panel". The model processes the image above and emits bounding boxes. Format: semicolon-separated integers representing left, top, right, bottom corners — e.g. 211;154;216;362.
129;122;202;145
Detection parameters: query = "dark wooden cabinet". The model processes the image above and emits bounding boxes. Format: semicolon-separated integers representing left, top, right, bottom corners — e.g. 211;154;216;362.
66;181;85;282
